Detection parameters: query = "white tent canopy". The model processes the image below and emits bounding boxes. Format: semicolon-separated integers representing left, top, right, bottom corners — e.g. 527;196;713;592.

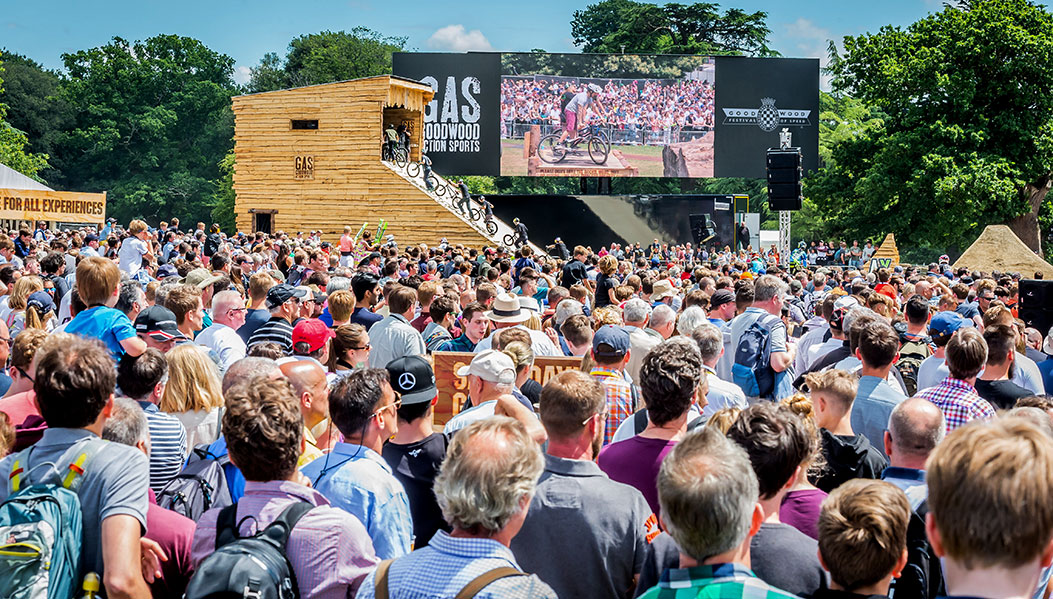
0;163;51;191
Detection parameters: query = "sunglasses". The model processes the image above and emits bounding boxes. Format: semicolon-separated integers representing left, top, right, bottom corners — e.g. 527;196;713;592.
372;395;402;419
351;344;371;351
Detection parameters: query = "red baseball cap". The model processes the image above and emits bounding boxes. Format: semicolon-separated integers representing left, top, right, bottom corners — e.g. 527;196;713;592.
292;319;335;353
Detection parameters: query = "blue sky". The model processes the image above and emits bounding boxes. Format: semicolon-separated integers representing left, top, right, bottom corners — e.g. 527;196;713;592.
0;0;971;84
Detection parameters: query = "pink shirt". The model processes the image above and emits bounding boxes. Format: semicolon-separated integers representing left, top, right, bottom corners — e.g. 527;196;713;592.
191;480;379;598
0;390;38;426
339;234;354;253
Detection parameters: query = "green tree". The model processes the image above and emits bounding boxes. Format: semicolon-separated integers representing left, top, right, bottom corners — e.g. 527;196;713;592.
210;150;236;232
56;35;236;224
0;52;71;182
248;28;407;93
810;0;1053;256
0;59;50;181
570;0;775;56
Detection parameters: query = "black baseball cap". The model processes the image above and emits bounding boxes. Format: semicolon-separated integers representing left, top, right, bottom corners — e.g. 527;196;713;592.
266;284;307;309
385;355;437;405
710;289;736;309
134;306;188;341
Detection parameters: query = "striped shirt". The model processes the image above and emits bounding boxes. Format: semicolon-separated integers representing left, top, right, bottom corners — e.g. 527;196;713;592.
138;400;189;494
247;316;294;354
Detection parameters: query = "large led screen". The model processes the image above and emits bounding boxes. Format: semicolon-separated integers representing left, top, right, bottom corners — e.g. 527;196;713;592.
393;52;819;179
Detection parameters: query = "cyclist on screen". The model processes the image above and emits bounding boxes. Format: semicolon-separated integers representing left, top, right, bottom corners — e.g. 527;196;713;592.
556;83;607;149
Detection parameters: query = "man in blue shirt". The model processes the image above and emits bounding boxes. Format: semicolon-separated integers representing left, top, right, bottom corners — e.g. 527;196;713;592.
300;368;413;559
357;416;556;599
881;397;944;510
852;320;908;457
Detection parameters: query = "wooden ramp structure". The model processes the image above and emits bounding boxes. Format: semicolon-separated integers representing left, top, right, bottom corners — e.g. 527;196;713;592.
232;75;527;249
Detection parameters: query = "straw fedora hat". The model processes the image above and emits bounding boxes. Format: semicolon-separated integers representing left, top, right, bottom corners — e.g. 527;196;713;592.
652;279;678;301
485;293;531;324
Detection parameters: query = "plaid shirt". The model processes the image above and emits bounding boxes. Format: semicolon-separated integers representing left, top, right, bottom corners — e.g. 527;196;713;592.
638;563;798;599
356;531;556;599
916;376;995;433
592;367;635;446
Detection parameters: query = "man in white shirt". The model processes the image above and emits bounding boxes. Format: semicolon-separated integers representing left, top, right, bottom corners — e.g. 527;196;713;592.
473;293;558;357
690;323;747;420
195;290;247;371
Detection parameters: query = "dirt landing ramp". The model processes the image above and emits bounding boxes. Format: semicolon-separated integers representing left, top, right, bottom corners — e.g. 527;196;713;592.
954;225;1053;278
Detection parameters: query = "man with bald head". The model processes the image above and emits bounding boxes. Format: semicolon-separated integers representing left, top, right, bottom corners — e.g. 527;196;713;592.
280;359;333;464
196;289;247;371
881;397;945;509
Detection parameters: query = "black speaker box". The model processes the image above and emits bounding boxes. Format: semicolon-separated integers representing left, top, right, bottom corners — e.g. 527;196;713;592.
1019;279;1053;337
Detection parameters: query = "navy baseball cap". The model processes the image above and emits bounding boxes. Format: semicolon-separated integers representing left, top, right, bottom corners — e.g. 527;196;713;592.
266;284;308;309
593;324;631;359
134;306;187;341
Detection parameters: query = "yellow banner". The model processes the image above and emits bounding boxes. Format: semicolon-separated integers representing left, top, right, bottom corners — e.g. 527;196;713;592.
0;189;107;224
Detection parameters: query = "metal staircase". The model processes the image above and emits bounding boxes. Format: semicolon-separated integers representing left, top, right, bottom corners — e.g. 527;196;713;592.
382;160;544;255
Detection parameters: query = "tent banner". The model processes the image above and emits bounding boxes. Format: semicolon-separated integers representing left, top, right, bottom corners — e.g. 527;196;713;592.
432;351;584;425
0;189;107;224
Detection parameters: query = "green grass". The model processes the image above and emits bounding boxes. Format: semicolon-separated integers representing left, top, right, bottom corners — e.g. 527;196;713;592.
500;138;667;177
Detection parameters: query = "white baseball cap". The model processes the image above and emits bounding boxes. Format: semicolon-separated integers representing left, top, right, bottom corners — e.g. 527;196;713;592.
456;350;516;385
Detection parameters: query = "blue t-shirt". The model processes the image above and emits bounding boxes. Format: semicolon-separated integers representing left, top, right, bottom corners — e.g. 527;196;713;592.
206;436;246;502
65;306;137;362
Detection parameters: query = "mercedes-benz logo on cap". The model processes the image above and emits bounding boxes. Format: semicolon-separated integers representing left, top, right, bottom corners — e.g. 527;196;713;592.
398;372;416;391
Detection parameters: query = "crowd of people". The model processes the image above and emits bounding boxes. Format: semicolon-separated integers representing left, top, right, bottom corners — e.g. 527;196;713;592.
501;77;716;142
0;216;1052;599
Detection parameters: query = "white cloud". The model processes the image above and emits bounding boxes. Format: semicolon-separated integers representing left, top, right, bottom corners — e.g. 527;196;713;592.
780;18;838;91
426;24;493;52
234;65;252;85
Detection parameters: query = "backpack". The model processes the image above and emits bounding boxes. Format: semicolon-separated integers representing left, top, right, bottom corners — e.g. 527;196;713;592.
889;501;944;599
204;233;222;257
184;501;313;599
897;337;932;396
732;313;779;398
156;444;232;521
0;438;104;599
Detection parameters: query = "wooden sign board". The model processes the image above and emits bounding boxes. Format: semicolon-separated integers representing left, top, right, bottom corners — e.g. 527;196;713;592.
294;155;314;180
0;189;106;224
432;351;585;426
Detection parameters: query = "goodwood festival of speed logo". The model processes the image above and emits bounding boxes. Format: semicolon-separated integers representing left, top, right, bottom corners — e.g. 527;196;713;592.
722;97;812;132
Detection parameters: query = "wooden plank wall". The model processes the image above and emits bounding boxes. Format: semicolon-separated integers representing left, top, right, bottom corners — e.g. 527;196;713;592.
232;77;489;247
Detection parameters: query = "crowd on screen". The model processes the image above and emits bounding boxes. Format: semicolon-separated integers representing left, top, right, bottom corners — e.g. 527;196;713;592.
501;77;715;141
0;216;1052;599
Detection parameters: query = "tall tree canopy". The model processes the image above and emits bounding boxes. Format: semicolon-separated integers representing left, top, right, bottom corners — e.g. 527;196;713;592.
56;35;236;224
809;0;1053;255
0;59;50;181
247;28;407;93
0;52;70;182
570;0;775;56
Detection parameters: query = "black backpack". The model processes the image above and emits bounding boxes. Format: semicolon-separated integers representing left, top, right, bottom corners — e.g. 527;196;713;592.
184;501;313;599
889;500;944;599
156;445;232;520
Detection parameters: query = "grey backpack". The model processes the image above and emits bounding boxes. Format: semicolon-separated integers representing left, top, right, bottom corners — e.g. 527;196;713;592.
156;445;232;520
